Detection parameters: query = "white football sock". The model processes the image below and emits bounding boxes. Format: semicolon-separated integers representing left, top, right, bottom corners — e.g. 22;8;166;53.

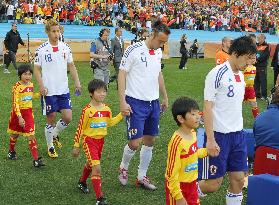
137;145;153;180
45;124;54;149
226;191;243;205
120;144;136;170
53;119;68;138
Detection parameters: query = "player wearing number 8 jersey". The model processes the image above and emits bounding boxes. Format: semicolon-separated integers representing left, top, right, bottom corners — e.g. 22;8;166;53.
34;19;81;158
198;36;257;205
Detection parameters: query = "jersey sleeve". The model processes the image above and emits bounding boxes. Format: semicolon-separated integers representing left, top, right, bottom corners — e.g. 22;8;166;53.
33;92;41;99
119;46;135;72
108;112;123;127
12;84;21;117
73;108;88;148
198;148;208;158
165;137;184;200
204;68;218;102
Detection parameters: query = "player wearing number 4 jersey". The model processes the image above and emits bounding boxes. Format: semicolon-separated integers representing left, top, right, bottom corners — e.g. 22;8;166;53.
34;19;81;158
118;20;170;191
198;36;257;205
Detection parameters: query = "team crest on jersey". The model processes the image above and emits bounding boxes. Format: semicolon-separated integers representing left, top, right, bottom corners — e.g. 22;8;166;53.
209;165;218;175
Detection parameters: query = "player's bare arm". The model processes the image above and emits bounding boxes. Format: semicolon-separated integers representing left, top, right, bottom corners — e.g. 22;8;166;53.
68;62;81;93
34;64;48;96
159;71;168;112
118;69;132;116
204;100;220;157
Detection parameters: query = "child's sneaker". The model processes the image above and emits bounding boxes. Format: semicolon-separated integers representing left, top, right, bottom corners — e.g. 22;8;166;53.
77;181;89;194
53;136;62;149
48;147;58;158
96;197;108;205
118;167;128;186
33;157;45;168
7;151;17;160
136;176;157;191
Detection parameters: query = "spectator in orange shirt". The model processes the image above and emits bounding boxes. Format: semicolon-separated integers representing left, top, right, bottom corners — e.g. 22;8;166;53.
216;37;232;65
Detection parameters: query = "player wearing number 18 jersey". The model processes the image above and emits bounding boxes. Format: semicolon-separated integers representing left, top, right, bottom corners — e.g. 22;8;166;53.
34;19;81;158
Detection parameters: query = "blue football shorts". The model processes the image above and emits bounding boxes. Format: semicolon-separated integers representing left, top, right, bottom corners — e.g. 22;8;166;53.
125;96;160;140
198;130;248;179
41;93;72;115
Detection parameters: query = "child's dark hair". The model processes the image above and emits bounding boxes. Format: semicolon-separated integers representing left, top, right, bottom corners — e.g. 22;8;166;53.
172;97;199;126
88;79;107;96
18;64;33;79
228;36;257;57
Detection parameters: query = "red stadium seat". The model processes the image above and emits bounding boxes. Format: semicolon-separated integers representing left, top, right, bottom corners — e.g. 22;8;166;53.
253;146;279;176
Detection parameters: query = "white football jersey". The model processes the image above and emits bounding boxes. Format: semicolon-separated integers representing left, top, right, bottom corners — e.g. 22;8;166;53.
119;41;162;101
204;61;245;133
34;41;73;96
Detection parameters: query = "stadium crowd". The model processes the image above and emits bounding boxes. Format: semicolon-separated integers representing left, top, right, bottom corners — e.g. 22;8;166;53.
0;0;278;35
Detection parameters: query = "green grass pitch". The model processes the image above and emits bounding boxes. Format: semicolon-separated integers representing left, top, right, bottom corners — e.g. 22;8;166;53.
0;58;274;205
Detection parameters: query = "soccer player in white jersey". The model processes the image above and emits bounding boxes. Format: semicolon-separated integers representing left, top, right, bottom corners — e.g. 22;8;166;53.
34;19;81;158
197;36;257;205
117;20;169;190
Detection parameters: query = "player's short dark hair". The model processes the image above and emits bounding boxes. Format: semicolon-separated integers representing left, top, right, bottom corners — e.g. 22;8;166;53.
152;20;171;35
18;64;33;79
228;36;257;57
88;79;107;96
172;97;199;126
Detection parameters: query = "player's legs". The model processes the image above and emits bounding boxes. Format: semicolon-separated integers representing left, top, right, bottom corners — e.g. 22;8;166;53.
181;181;201;205
198;132;231;195
198;177;223;193
136;99;160;190
245;86;259;118
10;51;18;70
226;172;245;205
165;180;177;205
137;135;155;179
27;135;45;167
45;112;56;148
27;135;39;161
82;137;106;202
52;109;71;144
226;131;247;205
42;95;58;156
51;93;72;150
8;134;19;160
119;96;149;185
3;52;11;73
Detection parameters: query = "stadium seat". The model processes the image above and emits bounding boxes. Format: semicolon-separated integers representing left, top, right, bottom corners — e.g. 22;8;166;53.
253;146;279;176
247;174;279;205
